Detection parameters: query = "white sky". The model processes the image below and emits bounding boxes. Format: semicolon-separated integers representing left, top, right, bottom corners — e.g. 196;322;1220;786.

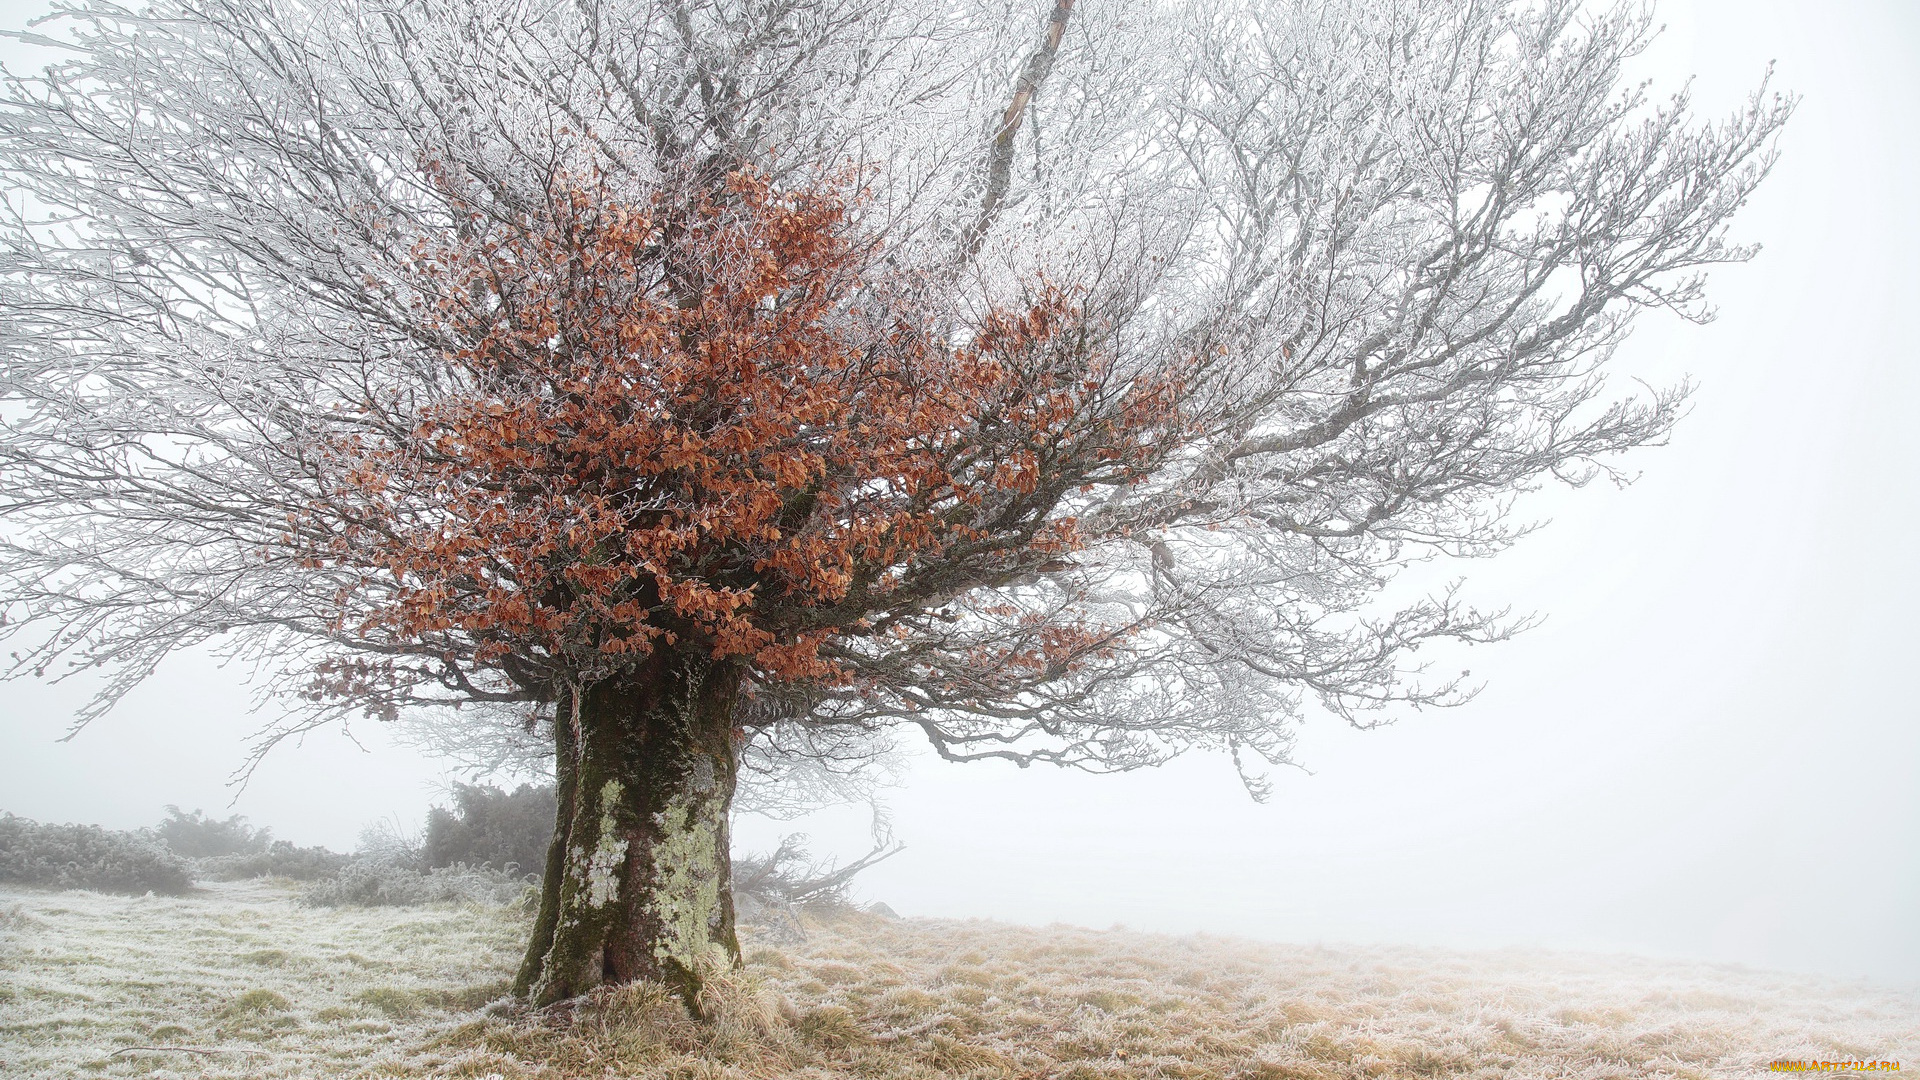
2;0;1915;988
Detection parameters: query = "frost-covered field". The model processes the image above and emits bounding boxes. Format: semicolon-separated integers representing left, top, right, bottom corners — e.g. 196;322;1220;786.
0;881;523;1078
1;882;1913;1079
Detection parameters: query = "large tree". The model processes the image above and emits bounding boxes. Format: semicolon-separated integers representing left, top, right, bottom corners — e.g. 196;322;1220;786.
0;0;1787;1009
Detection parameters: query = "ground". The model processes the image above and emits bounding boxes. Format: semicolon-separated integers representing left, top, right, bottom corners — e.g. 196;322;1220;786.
0;882;1913;1078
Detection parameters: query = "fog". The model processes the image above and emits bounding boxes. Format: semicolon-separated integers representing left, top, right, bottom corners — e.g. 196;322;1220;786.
2;0;1915;989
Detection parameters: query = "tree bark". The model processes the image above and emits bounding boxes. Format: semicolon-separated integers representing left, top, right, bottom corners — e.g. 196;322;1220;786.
512;684;578;998
515;655;744;1013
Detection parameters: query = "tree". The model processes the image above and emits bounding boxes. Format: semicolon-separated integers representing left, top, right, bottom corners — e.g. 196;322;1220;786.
0;0;1788;1010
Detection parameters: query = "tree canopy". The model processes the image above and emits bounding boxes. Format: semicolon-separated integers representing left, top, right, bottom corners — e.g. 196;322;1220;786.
0;0;1788;1004
298;167;1181;709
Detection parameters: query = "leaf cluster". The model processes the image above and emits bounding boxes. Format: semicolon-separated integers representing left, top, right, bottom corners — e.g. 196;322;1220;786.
295;169;1181;702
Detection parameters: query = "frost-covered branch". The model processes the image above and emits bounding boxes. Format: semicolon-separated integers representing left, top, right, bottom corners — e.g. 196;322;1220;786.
0;0;1790;804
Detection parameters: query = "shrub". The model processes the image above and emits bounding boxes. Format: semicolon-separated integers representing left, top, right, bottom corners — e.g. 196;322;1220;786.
299;860;527;907
0;813;192;895
355;815;424;869
420;783;555;875
153;806;270;858
191;839;351;882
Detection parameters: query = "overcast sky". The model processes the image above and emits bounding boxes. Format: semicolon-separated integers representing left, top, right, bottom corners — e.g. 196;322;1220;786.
2;0;1915;988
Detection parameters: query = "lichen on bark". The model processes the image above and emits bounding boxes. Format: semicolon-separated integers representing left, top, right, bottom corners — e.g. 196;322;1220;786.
645;799;727;974
583;780;628;908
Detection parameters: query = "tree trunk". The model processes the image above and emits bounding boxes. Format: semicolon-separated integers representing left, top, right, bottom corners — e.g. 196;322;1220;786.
512;684;578;999
515;655;743;1013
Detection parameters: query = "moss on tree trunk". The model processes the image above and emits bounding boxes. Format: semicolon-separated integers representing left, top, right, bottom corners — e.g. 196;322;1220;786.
515;656;743;1013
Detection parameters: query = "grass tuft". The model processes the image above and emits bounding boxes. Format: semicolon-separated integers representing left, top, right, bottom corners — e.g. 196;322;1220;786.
221;988;291;1017
796;1004;867;1049
357;986;422;1018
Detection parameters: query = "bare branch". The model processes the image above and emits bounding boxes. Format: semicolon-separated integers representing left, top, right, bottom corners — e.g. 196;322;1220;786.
960;0;1075;260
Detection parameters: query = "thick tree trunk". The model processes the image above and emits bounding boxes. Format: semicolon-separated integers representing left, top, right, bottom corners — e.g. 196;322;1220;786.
514;655;743;1013
512;685;578;998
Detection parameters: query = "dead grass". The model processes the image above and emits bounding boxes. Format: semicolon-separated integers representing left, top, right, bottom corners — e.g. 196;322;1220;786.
0;882;1912;1078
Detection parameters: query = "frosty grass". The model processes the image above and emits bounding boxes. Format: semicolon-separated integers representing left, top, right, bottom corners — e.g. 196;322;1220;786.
1;880;1913;1078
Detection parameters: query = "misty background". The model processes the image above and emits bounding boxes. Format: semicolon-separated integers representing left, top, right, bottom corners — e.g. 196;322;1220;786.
2;0;1914;987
